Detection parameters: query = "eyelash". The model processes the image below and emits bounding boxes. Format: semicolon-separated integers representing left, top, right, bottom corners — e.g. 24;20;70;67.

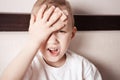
58;30;66;33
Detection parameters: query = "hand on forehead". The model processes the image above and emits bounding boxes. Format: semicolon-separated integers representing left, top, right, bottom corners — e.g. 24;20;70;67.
56;7;68;21
34;4;68;28
45;4;68;21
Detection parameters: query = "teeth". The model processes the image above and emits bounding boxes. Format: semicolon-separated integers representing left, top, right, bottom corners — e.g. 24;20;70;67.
49;48;58;51
47;47;60;56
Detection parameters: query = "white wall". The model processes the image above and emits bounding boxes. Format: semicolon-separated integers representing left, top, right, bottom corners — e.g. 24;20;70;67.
70;31;120;80
70;0;120;15
0;0;36;13
0;31;120;80
0;0;120;80
0;32;28;75
0;0;120;15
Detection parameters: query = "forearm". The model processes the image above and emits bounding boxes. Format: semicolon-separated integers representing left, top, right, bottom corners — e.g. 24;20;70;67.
0;39;40;80
0;4;67;80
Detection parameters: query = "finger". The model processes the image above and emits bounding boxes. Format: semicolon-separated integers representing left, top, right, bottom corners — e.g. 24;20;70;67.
47;7;62;26
60;12;68;21
43;6;55;22
30;14;35;25
60;10;68;21
36;4;47;21
50;21;65;32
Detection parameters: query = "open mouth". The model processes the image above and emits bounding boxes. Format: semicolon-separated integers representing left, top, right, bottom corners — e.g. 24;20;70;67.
47;47;60;56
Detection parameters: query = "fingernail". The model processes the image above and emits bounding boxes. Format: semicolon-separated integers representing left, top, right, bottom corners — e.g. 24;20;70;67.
51;6;55;9
61;14;67;21
58;12;62;16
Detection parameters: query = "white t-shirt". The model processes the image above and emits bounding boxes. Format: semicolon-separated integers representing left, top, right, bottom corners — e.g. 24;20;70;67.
23;50;102;80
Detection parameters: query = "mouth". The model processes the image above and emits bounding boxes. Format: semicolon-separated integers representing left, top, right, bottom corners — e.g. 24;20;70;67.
47;47;60;56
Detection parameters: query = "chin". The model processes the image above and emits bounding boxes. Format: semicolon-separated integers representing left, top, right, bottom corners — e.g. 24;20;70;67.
47;57;60;63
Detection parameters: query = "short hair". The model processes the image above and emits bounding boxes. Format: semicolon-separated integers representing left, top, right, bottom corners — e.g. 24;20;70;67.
31;0;74;26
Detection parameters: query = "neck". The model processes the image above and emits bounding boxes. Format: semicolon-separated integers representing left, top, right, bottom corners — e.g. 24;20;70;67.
44;54;66;67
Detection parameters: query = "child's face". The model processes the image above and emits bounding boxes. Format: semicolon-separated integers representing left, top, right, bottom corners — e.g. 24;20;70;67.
40;7;76;67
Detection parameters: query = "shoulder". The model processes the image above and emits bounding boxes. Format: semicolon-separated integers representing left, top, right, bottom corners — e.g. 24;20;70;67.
31;52;44;71
67;50;95;64
66;50;93;70
23;52;44;80
67;50;102;80
67;50;89;64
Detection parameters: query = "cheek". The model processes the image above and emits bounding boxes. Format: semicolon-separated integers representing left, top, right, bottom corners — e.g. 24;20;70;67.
58;34;72;47
58;33;71;41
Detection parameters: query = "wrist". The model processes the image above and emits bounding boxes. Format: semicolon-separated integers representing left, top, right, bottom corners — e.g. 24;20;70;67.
27;38;41;49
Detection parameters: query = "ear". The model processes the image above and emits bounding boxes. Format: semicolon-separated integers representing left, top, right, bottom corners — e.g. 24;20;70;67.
71;26;77;39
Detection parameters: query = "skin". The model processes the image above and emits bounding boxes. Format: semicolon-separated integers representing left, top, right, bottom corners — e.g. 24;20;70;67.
0;4;76;80
40;12;76;67
30;4;76;67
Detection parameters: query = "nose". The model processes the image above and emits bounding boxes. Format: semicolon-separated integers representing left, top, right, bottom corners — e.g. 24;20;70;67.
48;33;59;44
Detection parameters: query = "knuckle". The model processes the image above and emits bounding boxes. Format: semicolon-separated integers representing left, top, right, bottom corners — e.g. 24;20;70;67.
46;22;51;26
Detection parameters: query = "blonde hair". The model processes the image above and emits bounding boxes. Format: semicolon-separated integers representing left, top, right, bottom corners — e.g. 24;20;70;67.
31;0;74;26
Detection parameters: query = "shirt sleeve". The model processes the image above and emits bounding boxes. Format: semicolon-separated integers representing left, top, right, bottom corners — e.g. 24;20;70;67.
22;54;43;80
82;59;102;80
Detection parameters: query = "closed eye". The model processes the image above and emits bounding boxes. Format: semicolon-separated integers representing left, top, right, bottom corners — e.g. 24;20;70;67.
59;30;66;33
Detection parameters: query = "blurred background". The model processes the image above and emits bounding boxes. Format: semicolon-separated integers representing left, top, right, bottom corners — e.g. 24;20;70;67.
0;0;120;80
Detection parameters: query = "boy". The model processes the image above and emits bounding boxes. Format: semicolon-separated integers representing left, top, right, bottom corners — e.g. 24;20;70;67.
0;0;102;80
